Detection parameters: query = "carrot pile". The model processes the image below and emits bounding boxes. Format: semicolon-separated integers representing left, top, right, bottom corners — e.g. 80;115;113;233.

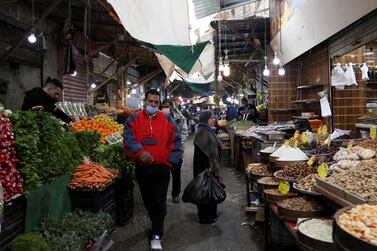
69;161;117;190
72;118;115;144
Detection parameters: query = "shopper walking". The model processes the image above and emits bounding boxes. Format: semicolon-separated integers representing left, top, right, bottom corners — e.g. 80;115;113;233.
193;110;222;224
161;99;189;203
123;89;182;250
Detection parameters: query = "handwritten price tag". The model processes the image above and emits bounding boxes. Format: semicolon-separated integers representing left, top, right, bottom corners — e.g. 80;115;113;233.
302;133;308;143
278;181;290;195
307;155;316;166
347;140;354;149
322;125;328;135
317;126;322;135
318;163;329;179
294;130;300;139
370;127;377;140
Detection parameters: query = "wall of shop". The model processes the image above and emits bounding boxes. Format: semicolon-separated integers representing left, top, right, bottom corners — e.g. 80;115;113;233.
0;2;59;110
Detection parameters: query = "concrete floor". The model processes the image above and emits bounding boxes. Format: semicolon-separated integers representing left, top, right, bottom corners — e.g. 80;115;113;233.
110;136;264;251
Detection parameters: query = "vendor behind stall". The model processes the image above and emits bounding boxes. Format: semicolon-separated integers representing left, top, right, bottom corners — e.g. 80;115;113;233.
237;97;259;123
21;77;72;123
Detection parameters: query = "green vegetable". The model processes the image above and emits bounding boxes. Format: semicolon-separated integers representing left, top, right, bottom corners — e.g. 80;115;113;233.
95;143;135;184
73;131;101;158
13;232;49;251
10;111;84;190
226;119;255;129
41;211;113;251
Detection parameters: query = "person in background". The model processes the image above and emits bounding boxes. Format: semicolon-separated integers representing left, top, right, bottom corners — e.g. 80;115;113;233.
193;110;222;224
123;89;182;251
237;97;259;123
161;99;189;203
21;77;72;124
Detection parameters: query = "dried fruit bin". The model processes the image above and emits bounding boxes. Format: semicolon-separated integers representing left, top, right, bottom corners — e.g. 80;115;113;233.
115;178;134;226
0;195;26;251
69;183;116;224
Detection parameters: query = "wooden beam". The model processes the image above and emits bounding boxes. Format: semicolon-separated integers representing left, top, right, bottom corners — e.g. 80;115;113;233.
133;68;163;87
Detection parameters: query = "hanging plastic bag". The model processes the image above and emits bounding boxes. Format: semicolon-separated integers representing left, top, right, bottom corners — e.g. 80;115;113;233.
318;90;332;118
331;63;348;87
182;169;226;205
345;63;357;86
361;63;369;81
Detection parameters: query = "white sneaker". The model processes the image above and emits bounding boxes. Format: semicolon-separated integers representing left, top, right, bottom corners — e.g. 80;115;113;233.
150;235;163;250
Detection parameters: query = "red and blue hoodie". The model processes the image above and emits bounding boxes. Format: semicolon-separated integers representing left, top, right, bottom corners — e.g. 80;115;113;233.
123;110;182;168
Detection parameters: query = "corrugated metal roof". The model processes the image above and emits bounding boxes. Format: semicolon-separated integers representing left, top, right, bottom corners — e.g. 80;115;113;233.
221;0;257;10
192;0;220;19
63;55;88;103
92;53;118;79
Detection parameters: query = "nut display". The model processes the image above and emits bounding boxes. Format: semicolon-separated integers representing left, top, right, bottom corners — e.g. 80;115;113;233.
294;173;319;192
298;218;334;243
274;162;316;181
357;140;375;150
264;188;298;197
338;204;377;245
311;145;339;156
278;196;325;211
257;177;281;186
246;163;274;177
326;160;377;202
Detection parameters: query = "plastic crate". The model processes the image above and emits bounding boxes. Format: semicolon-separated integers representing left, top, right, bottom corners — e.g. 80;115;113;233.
0;195;26;251
69;183;116;223
115;179;134;226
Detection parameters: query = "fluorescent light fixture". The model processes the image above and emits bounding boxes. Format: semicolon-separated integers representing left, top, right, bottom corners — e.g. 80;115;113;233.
90;83;96;89
278;67;286;76
28;33;37;43
263;65;270;76
70;70;77;77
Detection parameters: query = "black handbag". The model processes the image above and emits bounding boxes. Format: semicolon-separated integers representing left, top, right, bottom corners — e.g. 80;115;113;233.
182;169;226;205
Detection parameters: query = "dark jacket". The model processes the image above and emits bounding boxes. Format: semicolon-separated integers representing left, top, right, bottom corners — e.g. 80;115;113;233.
21;87;72;123
123;110;182;168
237;104;259;122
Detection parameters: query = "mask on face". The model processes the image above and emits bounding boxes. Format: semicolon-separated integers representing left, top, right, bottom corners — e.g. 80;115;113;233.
162;108;170;114
146;105;158;115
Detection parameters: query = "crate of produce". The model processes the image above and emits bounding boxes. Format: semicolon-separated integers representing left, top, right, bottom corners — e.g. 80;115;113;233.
0;195;26;251
69;183;116;223
115;179;134;226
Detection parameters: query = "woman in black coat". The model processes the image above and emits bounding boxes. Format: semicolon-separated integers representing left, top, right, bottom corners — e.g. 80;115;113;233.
193;110;222;224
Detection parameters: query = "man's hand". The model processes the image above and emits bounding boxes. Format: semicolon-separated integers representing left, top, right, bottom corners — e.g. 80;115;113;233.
139;151;154;165
31;105;44;111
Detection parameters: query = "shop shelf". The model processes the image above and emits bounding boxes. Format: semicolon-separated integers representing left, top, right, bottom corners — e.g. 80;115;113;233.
297;84;323;89
293;99;320;104
0;195;26;251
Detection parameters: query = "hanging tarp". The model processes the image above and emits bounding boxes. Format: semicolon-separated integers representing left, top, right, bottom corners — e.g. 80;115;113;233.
108;0;216;46
187;83;213;96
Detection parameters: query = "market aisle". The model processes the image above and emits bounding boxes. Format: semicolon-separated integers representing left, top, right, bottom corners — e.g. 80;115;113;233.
111;136;264;251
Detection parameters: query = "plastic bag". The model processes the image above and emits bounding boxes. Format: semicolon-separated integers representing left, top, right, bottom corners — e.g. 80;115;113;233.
345;63;357;86
331;63;348;87
182;169;226;205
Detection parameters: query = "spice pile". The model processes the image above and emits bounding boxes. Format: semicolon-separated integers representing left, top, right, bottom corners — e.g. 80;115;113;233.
294;174;319;192
246;163;273;177
298;218;333;243
274;162;316;181
278;196;325;211
326;161;377;202
338;204;377;245
257;177;281;186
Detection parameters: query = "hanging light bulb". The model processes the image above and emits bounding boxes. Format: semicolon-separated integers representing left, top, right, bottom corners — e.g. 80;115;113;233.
28;33;37;43
272;52;280;65
131;89;137;94
70;70;77;77
278;66;286;76
223;64;230;77
218;57;224;72
127;94;131;98
217;75;223;81
263;65;270;76
90;83;96;89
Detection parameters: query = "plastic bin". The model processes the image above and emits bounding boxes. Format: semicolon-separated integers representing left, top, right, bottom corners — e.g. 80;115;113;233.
69;183;116;223
115;179;134;226
0;195;26;251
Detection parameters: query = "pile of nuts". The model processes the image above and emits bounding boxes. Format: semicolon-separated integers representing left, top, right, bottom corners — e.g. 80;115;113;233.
257;177;281;186
264;188;298;197
274;162;316;181
294;174;319;192
246;163;274;177
278;196;325;211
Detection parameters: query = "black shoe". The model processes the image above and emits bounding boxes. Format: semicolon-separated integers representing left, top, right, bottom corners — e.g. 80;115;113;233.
199;217;217;224
172;196;180;204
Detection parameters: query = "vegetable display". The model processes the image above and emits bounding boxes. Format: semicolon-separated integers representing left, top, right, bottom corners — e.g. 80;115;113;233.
10;111;83;190
73;131;101;158
72;118;115;144
13;232;49;251
0;112;23;201
69;161;117;190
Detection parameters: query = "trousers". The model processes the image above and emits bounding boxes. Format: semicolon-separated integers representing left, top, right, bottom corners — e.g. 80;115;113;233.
171;159;182;197
136;164;170;237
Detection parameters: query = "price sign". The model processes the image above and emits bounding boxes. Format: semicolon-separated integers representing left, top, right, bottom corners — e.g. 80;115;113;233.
368;109;373;113
326;136;331;147
347;140;354;149
307;155;316;166
278;181;290;195
302;133;308;143
318;163;329;179
370;127;377;140
322;125;328;135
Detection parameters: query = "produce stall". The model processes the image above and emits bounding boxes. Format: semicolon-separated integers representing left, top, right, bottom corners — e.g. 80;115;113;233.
0;108;136;250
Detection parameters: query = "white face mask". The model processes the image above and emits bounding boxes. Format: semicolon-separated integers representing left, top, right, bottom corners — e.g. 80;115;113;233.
162;108;170;114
